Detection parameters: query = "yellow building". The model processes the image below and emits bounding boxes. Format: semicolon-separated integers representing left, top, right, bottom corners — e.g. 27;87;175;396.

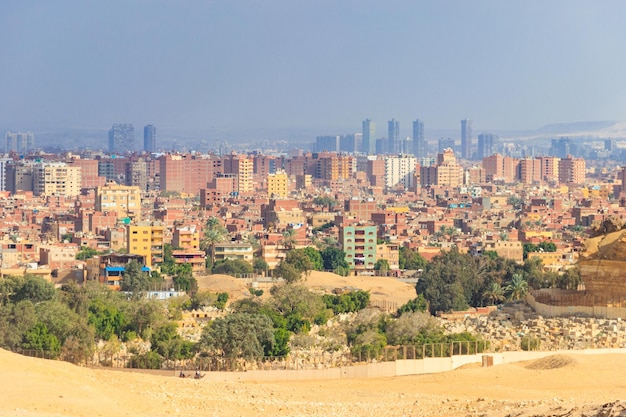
127;222;165;268
33;162;81;197
96;182;142;221
267;170;289;198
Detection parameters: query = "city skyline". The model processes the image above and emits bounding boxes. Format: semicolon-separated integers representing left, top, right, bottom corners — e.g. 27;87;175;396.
3;1;626;135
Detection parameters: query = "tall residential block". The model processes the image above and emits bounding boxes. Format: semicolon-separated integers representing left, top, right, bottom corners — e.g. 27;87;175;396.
461;119;472;160
127;222;164;268
0;158;11;191
315;135;340;153
558;155;585;185
223;153;253;195
362;119;375;154
340;225;377;269
267;170;289;198
108;124;135;154
412;119;425;158
384;154;417;189
5;131;34;153
388;119;400;154
143;124;156;153
95;182;142;221
477;133;497;159
33;162;82;197
159;154;222;195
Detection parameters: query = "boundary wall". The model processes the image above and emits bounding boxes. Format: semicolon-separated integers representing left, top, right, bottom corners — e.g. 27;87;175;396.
178;347;626;382
527;291;626;319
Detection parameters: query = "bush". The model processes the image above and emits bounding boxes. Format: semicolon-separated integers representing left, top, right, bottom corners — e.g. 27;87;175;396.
520;335;540;351
129;351;162;369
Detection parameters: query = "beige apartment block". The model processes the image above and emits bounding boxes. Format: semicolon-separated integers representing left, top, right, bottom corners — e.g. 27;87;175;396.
95;182;142;221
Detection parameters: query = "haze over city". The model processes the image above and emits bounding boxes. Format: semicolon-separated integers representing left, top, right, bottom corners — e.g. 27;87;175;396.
3;0;626;143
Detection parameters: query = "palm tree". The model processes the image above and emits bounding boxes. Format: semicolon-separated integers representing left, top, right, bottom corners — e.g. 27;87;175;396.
482;282;505;306
279;228;297;250
505;274;528;302
200;217;227;266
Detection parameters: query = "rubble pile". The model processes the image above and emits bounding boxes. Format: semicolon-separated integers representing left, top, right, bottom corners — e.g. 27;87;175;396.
442;302;626;351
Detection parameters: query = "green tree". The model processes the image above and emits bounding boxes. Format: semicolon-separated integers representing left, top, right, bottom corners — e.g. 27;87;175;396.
415;247;475;314
150;322;195;360
396;295;428;316
385;311;442;345
76;246;100;260
558;267;583;290
303;246;324;271
538;241;557;252
120;260;152;296
285;248;314;276
320;247;349;271
125;299;167;340
253;257;269;274
0;300;37;349
482;282;505;306
505;274;529;301
215;292;229;310
322;290;370;314
198;313;275;360
399;246;427;270
274;261;303;283
269;284;326;322
212;259;253;275
88;297;128;341
279;228;298;250
200;217;228;266
12;275;56;304
374;259;390;273
22;322;61;356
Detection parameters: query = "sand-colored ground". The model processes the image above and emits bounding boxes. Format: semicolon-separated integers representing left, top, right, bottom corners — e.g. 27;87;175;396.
196;271;417;308
3;349;626;417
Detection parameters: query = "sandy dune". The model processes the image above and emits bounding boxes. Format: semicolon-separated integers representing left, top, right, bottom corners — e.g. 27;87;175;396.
3;348;626;417
196;271;417;309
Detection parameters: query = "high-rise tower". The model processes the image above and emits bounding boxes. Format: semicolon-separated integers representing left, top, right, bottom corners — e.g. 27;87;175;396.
388;119;400;154
362;119;375;154
461;119;472;160
412;119;425;158
477;133;497;159
144;124;156;153
108;124;135;154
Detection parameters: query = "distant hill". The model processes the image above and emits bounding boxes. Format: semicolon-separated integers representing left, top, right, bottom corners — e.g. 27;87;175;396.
536;121;617;134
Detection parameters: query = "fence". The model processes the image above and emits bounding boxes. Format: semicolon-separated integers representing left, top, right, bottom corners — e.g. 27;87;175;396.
16;340;489;372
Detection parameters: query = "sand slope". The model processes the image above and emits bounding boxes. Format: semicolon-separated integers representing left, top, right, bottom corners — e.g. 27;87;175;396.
195;271;416;309
3;349;626;417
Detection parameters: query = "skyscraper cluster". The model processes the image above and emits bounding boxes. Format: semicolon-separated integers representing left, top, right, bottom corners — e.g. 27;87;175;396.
108;124;157;154
361;118;426;157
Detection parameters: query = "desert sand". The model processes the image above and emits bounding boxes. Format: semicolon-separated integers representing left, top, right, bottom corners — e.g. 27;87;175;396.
3;348;626;417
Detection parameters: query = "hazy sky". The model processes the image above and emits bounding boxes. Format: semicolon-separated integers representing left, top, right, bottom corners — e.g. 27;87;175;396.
2;0;626;136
